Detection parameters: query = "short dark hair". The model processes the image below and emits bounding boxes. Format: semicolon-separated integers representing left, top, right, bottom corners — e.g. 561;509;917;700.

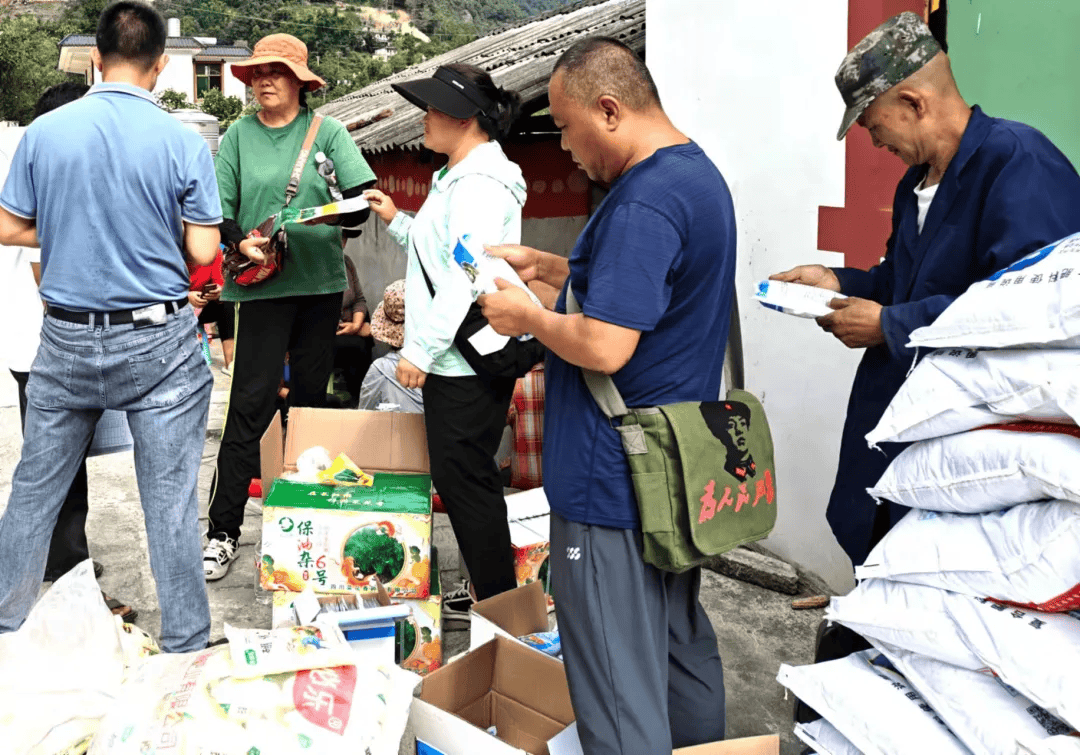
553;36;660;111
33;81;89;120
444;63;522;141
95;1;166;71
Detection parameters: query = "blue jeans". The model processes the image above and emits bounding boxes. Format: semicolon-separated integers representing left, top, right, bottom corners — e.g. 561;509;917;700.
0;307;212;652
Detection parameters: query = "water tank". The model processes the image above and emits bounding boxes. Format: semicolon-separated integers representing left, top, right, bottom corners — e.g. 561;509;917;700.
170;109;220;156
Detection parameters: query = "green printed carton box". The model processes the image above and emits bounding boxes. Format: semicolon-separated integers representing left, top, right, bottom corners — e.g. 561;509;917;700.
258;408;433;599
395;546;443;677
261;476;432;599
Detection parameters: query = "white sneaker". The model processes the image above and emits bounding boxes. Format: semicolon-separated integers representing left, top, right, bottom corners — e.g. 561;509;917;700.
203;536;239;581
442;579;475;623
221;365;233;377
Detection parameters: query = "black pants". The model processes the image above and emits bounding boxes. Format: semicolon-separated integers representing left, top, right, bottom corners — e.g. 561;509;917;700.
10;369;91;580
207;293;340;541
198;299;236;341
422;373;516;601
332;333;373;407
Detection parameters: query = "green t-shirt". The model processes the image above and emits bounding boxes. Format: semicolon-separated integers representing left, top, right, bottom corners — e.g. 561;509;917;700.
216;109;376;301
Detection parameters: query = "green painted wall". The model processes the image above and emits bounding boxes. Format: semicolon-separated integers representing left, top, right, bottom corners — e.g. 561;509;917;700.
948;0;1080;170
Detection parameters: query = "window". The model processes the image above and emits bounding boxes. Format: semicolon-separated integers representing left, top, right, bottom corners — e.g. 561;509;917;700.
195;63;222;100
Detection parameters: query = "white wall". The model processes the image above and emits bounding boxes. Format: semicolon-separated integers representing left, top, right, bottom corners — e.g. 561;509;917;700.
155;50;195;101
648;0;858;591
222;66;247;103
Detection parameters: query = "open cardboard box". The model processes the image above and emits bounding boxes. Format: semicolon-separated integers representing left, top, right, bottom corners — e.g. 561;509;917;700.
674;736;779;754
259;408;434;598
470;580;551;653
260;407;429;488
412;635;579;754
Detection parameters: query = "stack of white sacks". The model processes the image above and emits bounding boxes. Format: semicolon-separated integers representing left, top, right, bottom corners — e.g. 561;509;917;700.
778;232;1080;755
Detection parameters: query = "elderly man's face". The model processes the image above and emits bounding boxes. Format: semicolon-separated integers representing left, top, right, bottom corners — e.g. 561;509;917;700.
857;93;922;167
549;71;612;185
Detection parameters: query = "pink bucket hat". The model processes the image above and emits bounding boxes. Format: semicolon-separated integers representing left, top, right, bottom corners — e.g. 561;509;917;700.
370;279;406;348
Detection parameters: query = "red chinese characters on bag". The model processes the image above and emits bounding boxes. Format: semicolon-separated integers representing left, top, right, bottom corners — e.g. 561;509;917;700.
698;469;775;524
292;665;357;734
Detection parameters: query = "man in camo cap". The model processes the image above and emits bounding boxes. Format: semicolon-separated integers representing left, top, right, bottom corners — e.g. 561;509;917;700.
772;11;1080;570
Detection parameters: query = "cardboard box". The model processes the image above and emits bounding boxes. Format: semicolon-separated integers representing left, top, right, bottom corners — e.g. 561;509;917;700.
412;636;580;755
506;487;551;520
470;581;550;653
397;545;444;676
258;409;433;599
510;517;552;609
674;736;779;755
270;580;409;667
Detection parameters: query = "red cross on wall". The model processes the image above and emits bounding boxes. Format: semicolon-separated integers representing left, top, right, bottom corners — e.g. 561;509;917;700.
817;0;928;270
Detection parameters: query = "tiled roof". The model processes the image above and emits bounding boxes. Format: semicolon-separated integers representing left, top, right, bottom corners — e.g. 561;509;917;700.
198;45;251;57
318;0;645;153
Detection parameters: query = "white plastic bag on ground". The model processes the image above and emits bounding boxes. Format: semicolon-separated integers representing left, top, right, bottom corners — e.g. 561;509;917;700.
794;718;864;755
866;348;1080;445
88;644;417;754
224;622;356;679
908;232;1080;350
868;428;1080;513
874;641;1078;755
857;502;1080;612
776;649;972;755
828;580;1080;731
0;559;141;754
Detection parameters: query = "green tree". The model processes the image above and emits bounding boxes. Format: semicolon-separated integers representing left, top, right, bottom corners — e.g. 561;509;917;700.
58;0;113;35
0;15;71;125
200;88;243;128
158;88;193;110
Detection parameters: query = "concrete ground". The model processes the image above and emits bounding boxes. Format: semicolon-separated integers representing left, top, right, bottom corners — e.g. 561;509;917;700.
0;344;826;754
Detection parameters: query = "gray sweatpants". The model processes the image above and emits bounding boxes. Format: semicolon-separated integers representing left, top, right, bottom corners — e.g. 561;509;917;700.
551;512;726;755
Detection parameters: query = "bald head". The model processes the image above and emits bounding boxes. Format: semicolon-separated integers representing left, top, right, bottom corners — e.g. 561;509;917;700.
552;36;660;112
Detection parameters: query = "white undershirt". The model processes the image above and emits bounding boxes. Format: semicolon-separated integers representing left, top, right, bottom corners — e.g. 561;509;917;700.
914;178;940;234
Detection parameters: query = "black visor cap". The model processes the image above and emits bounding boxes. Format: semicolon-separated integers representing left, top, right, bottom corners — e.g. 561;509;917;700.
391;66;495;120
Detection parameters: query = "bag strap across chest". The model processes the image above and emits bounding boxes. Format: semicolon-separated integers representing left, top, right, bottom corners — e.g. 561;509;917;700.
564;283;743;417
284;114;324;207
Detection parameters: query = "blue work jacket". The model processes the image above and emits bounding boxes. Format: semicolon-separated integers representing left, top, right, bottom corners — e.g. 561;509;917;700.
827;106;1080;565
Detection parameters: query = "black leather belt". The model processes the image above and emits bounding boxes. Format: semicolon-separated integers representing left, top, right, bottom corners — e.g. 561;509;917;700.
46;298;188;325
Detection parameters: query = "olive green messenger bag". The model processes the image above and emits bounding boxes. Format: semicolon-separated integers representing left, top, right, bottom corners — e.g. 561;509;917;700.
566;286;777;573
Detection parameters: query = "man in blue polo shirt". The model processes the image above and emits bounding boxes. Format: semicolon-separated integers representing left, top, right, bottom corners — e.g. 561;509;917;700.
480;37;731;754
0;1;221;653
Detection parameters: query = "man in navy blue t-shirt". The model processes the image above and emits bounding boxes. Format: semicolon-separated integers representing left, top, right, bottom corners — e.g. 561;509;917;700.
481;37;734;754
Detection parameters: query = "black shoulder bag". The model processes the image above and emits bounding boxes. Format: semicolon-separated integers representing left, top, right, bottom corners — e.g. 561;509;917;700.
416;256;546;383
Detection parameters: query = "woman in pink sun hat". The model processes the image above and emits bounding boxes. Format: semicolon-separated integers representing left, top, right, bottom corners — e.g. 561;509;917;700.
202;33;379;581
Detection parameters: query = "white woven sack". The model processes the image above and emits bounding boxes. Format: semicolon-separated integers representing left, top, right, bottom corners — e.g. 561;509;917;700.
908;232;1080;350
874;641;1078;755
868;428;1080;513
827;580;982;671
1018;736;1080;755
794;718;864;755
945;594;1080;731
777;649;972;755
857;502;1080;612
866;349;1080;446
828;580;1080;731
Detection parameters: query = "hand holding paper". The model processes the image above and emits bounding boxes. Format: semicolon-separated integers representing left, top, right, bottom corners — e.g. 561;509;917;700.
478;278;539;338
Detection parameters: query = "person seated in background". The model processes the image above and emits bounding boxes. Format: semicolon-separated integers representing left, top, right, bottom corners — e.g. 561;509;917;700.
329;254;374;408
358;279;423;413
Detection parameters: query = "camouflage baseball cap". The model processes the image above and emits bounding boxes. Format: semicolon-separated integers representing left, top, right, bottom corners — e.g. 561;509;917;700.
834;11;941;140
